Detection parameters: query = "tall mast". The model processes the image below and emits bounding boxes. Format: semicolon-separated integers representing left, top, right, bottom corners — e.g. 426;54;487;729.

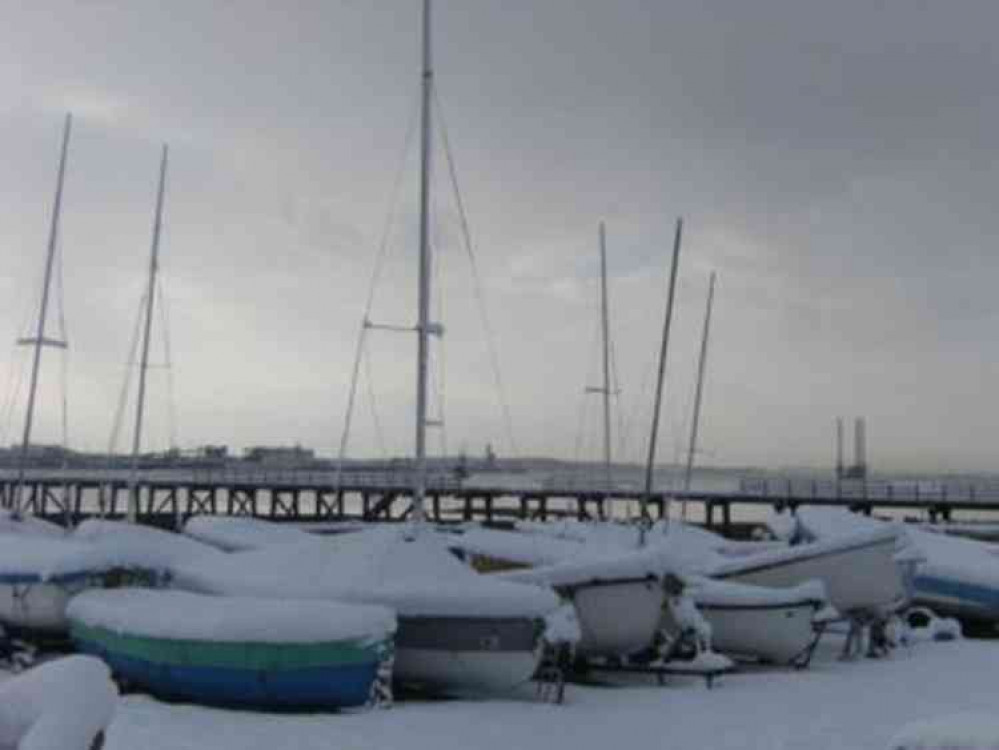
642;217;683;533
128;144;169;523
599;222;612;495
682;271;716;509
12;113;72;517
413;0;434;524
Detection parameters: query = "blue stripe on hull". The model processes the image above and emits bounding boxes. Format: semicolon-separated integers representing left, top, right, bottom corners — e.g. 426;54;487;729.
75;639;378;710
914;574;999;619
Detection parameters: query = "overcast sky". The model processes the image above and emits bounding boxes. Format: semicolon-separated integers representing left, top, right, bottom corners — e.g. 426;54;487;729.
0;0;997;474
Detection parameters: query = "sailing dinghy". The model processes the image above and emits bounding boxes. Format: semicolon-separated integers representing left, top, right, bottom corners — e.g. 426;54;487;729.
174;525;572;696
68;589;395;710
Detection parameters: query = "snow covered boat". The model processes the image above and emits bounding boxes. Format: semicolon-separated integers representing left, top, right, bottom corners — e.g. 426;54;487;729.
0;655;117;750
710;525;907;618
0;519;216;639
182;516;320;552
67;589;396;710
74;519;222;571
688;578;830;666
174;526;571;696
0;535;145;638
452;527;670;657
793;507;999;628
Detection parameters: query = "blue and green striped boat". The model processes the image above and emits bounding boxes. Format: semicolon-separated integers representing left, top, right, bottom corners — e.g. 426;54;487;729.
67;589;396;711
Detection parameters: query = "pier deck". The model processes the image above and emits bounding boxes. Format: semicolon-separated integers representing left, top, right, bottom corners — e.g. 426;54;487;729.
0;468;996;530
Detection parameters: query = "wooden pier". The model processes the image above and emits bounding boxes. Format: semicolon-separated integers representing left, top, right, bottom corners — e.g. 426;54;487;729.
2;468;999;531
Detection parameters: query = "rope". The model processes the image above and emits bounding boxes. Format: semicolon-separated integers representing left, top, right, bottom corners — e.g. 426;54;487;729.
433;88;518;457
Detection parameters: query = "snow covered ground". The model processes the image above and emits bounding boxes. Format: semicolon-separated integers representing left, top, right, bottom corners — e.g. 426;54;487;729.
96;635;999;750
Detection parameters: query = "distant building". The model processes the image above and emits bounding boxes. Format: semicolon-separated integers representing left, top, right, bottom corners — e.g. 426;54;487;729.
200;445;228;460
244;445;315;467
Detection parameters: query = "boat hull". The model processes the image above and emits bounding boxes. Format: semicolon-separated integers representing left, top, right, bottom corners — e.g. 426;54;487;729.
393;615;543;695
566;578;663;657
70;622;389;710
716;533;905;617
0;581;80;634
912;572;999;626
696;600;820;664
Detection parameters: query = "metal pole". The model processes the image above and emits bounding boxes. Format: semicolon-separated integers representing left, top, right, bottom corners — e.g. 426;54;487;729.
836;417;844;480
599;222;612;497
12;113;72;517
128;144;169;523
681;271;716;520
642;218;683;534
413;0;433;524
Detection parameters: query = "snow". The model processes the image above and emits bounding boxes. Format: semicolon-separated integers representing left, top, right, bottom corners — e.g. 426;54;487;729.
764;509;799;542
542;603;582;645
175;525;560;619
0;656;116;750
0;535;125;583
94;636;999;750
448;527;587;567
497;546;678;589
689;577;828;608
0;511;66;540
73;520;222;572
183;516;320;552
67;589;396;645
888;713;999;750
515;519;644;551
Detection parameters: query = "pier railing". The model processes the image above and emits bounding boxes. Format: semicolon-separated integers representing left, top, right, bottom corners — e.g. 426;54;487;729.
737;478;999;506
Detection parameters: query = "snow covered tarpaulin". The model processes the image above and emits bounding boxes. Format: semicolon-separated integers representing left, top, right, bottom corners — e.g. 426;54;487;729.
67;589;396;710
183;516;320;552
73;520;222;574
175;525;560;618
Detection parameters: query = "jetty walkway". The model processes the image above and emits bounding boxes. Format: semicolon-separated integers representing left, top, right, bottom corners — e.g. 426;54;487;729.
1;467;998;530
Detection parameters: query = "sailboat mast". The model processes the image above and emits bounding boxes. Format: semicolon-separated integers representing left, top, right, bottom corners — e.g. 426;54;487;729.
682;271;716;508
599;222;612;494
642;217;683;527
12;113;72;517
413;0;434;524
128;144;169;523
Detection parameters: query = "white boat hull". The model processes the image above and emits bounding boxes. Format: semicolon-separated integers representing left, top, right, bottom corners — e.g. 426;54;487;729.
696;600;820;664
569;579;664;657
715;531;905;617
0;581;83;635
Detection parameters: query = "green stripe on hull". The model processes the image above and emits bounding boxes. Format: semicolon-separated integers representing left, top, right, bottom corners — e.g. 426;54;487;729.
70;622;390;671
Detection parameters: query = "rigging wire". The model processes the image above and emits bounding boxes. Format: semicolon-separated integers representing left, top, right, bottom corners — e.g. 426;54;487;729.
433;88;518;457
107;285;146;457
54;237;70;451
156;274;179;450
337;90;421;472
429;161;448;459
361;338;388;458
573;315;603;468
618;342;658;465
0;280;43;446
53;237;73;525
